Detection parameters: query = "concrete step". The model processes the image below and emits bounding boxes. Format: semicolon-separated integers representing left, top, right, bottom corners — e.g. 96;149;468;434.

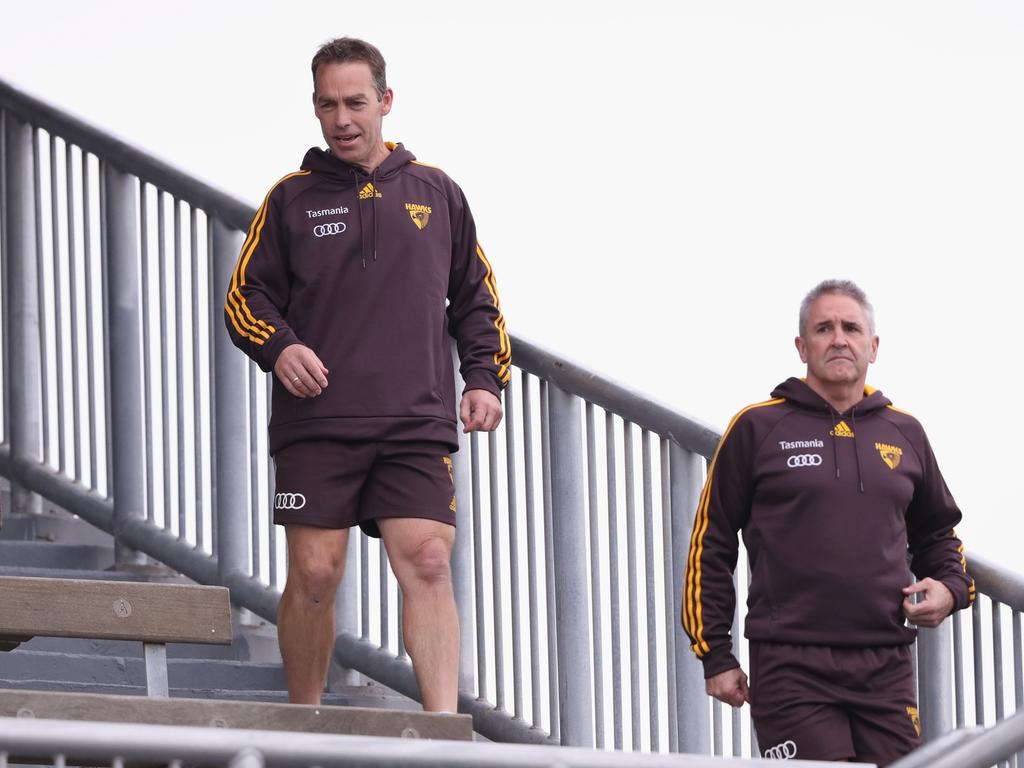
0;540;114;570
0;650;287;690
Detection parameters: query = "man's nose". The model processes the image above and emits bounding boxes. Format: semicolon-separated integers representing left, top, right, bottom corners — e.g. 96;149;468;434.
333;109;350;128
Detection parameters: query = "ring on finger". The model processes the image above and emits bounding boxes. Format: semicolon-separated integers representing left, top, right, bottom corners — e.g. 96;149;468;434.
291;375;301;383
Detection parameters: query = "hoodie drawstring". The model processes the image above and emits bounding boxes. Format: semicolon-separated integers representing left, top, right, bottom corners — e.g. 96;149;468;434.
829;409;841;479
353;171;366;269
851;408;865;494
371;169;379;263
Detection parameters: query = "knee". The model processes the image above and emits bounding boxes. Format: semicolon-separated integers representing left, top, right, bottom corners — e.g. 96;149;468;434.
287;557;344;605
404;536;452;589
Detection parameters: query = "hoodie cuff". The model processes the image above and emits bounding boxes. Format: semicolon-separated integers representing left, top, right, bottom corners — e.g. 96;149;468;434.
261;328;302;373
701;648;741;679
939;574;974;612
462;368;503;397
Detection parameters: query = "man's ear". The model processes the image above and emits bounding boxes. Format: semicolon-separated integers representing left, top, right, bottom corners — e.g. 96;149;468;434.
795;335;808;363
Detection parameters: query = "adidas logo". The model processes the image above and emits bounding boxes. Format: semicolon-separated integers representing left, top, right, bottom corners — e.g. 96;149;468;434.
359;183;382;200
830;421;854;438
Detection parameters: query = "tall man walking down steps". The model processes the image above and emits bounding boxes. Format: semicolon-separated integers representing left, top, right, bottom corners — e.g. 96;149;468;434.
225;37;510;711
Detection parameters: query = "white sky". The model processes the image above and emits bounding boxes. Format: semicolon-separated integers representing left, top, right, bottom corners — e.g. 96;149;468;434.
2;0;1021;567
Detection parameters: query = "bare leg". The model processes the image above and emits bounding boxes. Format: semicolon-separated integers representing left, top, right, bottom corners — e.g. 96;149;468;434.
378;517;458;712
278;524;349;705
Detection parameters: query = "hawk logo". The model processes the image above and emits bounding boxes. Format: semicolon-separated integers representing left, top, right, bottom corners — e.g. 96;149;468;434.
876;442;903;470
359;183;382;200
405;202;432;230
830;421;854;438
443;456;456;512
906;706;921;737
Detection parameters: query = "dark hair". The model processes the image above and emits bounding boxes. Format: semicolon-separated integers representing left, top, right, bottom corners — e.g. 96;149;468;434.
799;279;876;336
311;37;387;99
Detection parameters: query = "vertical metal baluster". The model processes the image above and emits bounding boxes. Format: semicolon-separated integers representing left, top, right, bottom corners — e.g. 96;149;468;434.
191;208;204;549
586;403;605;747
713;699;723;756
642;430;659;752
248;365;261;577
660;439;678;752
994;602;1009;768
174;201;187;540
157;193;171;527
139;185;154;522
607;412;623;750
540;380;560;740
731;576;742;757
83;155;98;492
66;142;82;481
360;531;370;640
488;430;506;710
470;430;487;700
206;223;217;556
50;134;67;474
505;378;524;721
379;538;389;650
397;588;406;659
994;601;1005;728
99;161;113;498
954;609;966;728
1014;612;1023;768
33;128;51;467
522;373;542;727
974;600;986;725
624;422;641;749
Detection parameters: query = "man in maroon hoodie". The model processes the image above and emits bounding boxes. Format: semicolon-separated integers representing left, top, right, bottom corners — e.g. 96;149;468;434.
225;38;510;712
682;279;973;765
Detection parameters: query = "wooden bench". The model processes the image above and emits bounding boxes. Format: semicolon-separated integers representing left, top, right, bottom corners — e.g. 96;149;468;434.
0;575;472;739
0;575;232;697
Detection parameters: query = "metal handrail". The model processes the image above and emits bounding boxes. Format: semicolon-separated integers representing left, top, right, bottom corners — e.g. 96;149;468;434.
0;78;255;230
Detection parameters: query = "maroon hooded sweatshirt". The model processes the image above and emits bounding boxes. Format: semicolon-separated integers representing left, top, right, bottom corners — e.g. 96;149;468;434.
224;143;510;453
683;377;975;678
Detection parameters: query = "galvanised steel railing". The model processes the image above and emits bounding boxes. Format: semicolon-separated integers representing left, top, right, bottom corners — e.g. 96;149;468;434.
1;78;1023;764
0;718;847;768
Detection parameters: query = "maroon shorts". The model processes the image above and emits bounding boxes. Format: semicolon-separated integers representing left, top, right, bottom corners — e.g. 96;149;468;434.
272;440;456;538
749;642;921;765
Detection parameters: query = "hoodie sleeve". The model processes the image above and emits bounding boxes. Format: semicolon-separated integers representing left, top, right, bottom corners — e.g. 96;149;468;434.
906;429;976;611
446;186;511;396
682;412;756;679
224;185;302;372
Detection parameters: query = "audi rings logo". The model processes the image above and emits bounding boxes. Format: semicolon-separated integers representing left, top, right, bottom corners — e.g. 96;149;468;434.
763;740;798;760
786;453;822;468
275;493;307;510
313;221;347;238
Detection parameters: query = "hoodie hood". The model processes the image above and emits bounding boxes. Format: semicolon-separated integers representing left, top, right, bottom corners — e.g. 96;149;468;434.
771;376;891;416
300;141;415;183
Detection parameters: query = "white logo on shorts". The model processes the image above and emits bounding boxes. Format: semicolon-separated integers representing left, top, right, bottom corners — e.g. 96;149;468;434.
763;740;798;760
275;493;307;510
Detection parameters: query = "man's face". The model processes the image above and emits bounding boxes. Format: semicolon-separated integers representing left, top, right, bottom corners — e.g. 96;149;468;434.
795;293;879;390
313;61;393;173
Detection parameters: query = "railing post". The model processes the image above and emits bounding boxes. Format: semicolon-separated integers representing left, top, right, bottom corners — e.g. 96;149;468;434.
334;532;360;685
670;442;711;754
211;218;250;583
450;343;476;695
3;113;42;516
547;384;594;747
918;621;954;741
103;163;146;566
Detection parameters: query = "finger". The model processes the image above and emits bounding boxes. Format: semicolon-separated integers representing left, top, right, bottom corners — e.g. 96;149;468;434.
460;397;472;431
903;581;928;596
481;405;501;431
294;362;323;396
277;369;303;398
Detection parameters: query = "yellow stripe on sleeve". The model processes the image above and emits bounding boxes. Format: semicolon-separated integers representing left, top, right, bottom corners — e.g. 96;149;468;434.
474;244;512;382
224;170;310;344
684;398;785;657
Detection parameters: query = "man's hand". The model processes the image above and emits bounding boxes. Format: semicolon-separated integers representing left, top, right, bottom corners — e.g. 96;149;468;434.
903;578;955;628
706;667;750;708
459;389;503;433
274;344;329;398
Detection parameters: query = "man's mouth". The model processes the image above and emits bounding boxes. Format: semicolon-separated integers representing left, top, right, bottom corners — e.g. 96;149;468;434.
335;134;359;144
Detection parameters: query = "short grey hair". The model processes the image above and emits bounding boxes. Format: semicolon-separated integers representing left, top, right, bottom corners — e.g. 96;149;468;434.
798;279;875;337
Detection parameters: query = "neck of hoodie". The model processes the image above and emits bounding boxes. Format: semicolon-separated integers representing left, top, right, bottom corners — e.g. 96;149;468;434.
803;375;869;415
